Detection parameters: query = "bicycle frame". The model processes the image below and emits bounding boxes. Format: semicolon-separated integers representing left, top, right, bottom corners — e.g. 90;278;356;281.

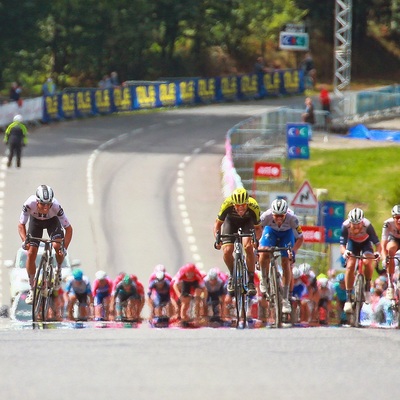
215;228;256;328
347;253;378;328
383;255;400;328
257;246;291;328
28;235;64;325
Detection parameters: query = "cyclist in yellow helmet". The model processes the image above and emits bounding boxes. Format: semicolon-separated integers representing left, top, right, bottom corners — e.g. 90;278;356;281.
213;187;262;297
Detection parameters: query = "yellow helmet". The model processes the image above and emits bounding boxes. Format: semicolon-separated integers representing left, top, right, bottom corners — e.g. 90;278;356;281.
231;188;249;205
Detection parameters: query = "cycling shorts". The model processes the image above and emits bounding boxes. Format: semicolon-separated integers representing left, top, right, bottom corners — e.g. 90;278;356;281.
346;239;373;256
259;226;294;257
28;216;64;247
221;218;255;245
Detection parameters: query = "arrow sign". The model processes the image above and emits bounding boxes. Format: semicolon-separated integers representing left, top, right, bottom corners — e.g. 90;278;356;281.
291;180;318;208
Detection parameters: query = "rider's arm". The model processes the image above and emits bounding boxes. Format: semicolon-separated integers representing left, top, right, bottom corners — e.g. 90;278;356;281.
213;218;223;238
18;222;27;242
64;225;73;250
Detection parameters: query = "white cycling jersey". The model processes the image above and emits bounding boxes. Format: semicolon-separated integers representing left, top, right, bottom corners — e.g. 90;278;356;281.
382;217;400;241
260;208;303;238
19;195;71;228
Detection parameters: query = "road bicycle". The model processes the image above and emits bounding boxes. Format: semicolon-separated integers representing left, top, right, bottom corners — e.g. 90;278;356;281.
27;235;64;325
256;245;292;328
215;228;257;328
346;253;379;327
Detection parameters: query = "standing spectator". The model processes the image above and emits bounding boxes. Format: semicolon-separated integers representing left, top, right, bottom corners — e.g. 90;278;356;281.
9;82;22;105
300;52;316;89
301;97;315;125
110;71;120;87
254;56;268;74
98;75;112;89
319;85;331;129
42;77;56;96
4;114;28;168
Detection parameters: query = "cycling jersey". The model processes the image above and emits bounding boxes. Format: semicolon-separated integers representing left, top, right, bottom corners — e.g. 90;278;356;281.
65;276;92;295
19;195;71;228
217;196;260;225
382;217;400;241
260;208;302;237
340;218;380;245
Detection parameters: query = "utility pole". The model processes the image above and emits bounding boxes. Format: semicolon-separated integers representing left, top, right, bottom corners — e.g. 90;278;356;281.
333;0;352;120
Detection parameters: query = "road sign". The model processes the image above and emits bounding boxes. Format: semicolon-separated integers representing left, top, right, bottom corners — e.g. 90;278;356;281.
301;226;325;243
279;32;309;51
286;123;310;160
253;162;281;178
291;181;318;208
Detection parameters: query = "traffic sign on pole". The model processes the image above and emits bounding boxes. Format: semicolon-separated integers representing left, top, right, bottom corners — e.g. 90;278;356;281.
290;181;318;209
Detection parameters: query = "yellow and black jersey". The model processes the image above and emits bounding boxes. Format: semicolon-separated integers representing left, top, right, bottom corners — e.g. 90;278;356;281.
217;196;261;225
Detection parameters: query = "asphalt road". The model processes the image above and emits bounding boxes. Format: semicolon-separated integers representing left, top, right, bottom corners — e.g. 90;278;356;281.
1;96;400;399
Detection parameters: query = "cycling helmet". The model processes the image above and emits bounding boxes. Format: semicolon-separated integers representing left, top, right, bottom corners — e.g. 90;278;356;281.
271;198;288;215
348;208;364;224
95;270;107;280
184;263;196;271
122;274;132;285
298;263;311;275
231;188;249;205
207;268;218;280
155;271;165;281
154;264;166;273
292;267;301;280
318;277;329;288
72;268;83;281
36;185;54;204
13;114;22;123
391;205;400;217
336;273;345;282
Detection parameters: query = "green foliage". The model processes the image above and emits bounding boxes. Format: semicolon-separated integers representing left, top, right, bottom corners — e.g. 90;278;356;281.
293;145;400;229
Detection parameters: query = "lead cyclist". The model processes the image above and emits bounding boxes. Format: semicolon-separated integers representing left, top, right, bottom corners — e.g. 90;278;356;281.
17;185;73;304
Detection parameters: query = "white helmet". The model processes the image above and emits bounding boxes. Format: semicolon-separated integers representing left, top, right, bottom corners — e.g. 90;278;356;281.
13;114;22;123
298;263;312;275
36;185;54;204
271;198;288;215
207;268;218;280
391;205;400;217
155;271;165;281
318;277;329;288
154;264;166;273
292;267;301;279
95;270;107;280
348;208;364;224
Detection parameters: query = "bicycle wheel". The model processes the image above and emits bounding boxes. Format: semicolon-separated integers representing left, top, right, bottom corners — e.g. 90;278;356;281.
269;263;282;328
43;260;55;321
32;257;47;323
353;273;364;328
233;256;241;326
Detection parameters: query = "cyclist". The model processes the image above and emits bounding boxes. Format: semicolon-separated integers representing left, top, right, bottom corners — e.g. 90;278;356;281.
258;198;304;314
298;263;319;322
172;263;207;324
381;205;400;299
332;273;348;325
148;264;173;285
204;268;227;320
291;266;309;323
213;187;262;297
92;270;113;321
64;268;93;320
111;274;142;321
147;270;172;319
340;208;381;313
18;184;73;304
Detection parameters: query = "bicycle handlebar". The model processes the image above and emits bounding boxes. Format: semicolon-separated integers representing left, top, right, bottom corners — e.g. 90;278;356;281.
26;234;64;244
214;229;257;249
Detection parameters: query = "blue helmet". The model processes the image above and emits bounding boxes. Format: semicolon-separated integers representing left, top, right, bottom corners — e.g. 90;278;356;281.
336;273;345;282
72;268;83;281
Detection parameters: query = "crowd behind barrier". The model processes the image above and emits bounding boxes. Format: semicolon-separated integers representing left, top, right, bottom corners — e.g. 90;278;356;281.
0;69;305;130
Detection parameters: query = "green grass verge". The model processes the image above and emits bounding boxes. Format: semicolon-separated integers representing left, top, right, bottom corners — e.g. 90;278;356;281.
291;145;400;230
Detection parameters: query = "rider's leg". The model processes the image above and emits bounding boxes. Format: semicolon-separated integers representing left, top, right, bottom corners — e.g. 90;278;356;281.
26;245;39;288
222;243;234;275
244;237;256;285
180;296;191;321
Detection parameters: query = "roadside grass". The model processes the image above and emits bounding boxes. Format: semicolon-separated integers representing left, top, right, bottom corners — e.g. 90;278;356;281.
291;145;400;230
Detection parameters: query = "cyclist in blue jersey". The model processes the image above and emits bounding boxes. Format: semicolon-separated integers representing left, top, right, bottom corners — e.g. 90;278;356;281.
258;198;304;314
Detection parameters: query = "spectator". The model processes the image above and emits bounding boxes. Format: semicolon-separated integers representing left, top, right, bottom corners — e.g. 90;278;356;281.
254;56;268;74
319;85;331;129
110;71;120;87
9;82;22;105
301;97;315;125
98;75;112;89
4;114;28;168
42;77;56;96
300;52;316;89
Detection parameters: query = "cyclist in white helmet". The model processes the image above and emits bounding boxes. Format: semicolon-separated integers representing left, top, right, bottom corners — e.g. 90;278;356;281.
381;205;400;300
18;185;73;304
340;207;381;313
258;198;304;314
